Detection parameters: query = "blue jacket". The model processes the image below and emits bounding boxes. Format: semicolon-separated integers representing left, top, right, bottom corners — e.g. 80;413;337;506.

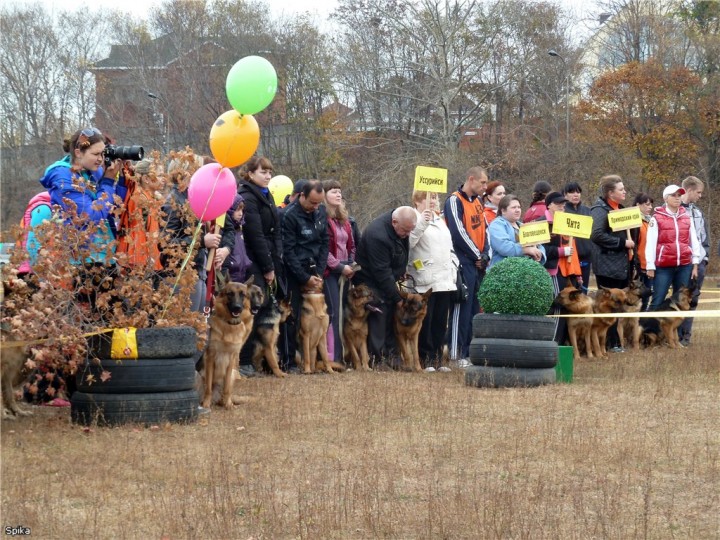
488;216;546;268
39;156;127;262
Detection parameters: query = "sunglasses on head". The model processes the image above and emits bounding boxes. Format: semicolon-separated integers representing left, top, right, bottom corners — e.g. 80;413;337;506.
81;127;102;137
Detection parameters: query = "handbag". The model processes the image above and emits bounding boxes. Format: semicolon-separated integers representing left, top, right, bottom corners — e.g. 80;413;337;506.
452;264;469;303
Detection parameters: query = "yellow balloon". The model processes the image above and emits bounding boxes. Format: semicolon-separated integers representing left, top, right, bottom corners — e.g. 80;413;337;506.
269;175;293;205
209;110;260;168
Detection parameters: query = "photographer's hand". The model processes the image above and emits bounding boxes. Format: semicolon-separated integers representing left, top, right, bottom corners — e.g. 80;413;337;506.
104;159;122;180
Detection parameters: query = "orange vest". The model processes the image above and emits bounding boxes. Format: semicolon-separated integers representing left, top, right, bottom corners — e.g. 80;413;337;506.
483;206;497;225
557;236;582;277
637;220;649;270
116;184;163;271
454;190;486;252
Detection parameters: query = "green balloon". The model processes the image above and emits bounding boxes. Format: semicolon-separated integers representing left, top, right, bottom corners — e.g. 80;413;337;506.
226;56;278;115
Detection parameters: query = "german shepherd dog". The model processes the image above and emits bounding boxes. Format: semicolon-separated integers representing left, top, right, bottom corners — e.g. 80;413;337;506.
590;287;627;358
298;279;333;374
202;275;255;409
640;285;694;349
553;284;594;361
249;294;292;377
394;288;432;372
342;283;381;371
617;279;651;351
1;333;32;421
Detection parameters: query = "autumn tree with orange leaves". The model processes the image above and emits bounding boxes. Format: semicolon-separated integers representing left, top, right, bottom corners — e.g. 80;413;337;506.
577;60;701;189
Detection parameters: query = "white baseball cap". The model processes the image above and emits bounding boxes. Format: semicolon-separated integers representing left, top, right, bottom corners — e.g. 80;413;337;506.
662;185;685;198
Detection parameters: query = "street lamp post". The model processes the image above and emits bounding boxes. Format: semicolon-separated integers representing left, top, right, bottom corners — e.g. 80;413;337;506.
548;49;570;151
147;91;170;153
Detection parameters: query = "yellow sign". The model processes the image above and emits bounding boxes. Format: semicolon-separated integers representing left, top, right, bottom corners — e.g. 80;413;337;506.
110;327;138;359
552;212;593;239
519;221;550;245
608;207;642;231
413;166;448;193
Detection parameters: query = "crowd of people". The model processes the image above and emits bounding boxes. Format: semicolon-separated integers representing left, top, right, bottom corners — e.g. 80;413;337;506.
16;129;712;389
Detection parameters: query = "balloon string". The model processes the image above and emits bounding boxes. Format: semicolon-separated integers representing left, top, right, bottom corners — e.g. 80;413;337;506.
159;166;228;319
159;218;205;320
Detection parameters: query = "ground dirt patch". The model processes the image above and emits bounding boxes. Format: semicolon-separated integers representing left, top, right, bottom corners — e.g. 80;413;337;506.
2;294;719;539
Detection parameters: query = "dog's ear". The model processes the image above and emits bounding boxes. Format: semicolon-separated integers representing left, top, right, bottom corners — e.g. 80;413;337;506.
245;275;254;286
422;289;433;300
398;288;408;299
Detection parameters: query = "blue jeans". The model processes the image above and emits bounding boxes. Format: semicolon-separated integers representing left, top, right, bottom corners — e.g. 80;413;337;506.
650;265;693;311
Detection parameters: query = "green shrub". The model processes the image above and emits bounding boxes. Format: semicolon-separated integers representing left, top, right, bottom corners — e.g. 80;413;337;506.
478;256;554;315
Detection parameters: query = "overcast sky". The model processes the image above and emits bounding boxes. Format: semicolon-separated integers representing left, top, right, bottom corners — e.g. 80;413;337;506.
10;0;341;21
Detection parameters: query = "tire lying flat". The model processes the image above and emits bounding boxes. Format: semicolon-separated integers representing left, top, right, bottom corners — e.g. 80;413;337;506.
86;326;198;360
464;365;556;388
75;357;197;394
469;338;558;369
71;390;199;426
472;314;555;341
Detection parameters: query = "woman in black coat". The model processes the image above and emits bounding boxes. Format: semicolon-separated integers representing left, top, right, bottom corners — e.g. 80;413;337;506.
590;175;635;351
237;156;285;294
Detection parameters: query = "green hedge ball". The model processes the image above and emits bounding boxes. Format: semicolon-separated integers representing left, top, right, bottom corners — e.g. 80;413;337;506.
478;257;554;315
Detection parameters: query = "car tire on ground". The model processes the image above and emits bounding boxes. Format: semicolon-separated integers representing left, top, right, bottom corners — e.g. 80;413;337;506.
472;314;555;341
464;365;556;388
71;390;199;426
75;357;197;394
86;326;198;360
469;338;558;368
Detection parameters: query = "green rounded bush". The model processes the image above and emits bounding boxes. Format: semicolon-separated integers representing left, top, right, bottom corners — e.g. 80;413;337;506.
478;257;554;315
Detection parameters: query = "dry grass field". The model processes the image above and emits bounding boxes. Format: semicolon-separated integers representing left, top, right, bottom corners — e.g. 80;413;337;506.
2;290;719;539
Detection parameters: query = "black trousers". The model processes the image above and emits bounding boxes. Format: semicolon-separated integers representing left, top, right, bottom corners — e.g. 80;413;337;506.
418;291;453;367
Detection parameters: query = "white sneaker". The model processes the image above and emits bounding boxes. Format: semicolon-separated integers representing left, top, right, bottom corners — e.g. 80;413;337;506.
457;358;472;369
438;366;452;373
423;366;436;372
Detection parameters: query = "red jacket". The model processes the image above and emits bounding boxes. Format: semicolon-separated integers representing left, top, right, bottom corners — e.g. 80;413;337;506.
653;206;693;267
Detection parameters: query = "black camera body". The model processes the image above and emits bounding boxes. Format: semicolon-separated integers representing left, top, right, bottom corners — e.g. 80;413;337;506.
104;144;144;167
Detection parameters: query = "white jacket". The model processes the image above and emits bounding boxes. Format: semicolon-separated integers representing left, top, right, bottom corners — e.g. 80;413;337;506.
407;209;459;293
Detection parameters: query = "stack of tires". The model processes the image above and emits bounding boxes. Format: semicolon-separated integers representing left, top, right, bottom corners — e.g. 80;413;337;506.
465;314;557;388
71;327;199;426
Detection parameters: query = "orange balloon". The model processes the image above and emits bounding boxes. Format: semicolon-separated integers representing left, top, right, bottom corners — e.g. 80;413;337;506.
209;110;260;168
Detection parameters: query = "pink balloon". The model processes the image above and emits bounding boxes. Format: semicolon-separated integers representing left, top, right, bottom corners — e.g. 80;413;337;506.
187;163;236;221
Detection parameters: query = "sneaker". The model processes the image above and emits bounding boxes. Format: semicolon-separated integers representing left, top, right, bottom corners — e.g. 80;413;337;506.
197;406;211;415
239;364;258;377
457;358;472;369
679;339;690;347
423;367;436;372
438;366;452;373
608;346;626;353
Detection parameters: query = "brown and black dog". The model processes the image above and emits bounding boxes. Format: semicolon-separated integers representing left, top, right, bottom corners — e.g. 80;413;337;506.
342;283;381;371
590;287;627;358
394;288;432;372
249;295;291;377
554;284;594;361
297;280;333;374
202;275;255;409
617;279;651;351
640;286;693;349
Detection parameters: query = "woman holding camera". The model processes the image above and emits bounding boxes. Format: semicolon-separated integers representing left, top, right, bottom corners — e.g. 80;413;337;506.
39;128;128;312
40;128;127;260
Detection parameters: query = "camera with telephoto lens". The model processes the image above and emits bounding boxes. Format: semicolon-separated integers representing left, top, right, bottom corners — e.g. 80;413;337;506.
104;144;144;167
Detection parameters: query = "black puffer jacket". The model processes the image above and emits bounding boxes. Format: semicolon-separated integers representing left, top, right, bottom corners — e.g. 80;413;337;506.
590;197;630;280
237;179;284;288
281;201;328;284
355;210;408;304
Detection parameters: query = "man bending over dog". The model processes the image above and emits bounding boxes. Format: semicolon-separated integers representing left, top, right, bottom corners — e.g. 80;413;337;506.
282;180;329;368
354;206;417;369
